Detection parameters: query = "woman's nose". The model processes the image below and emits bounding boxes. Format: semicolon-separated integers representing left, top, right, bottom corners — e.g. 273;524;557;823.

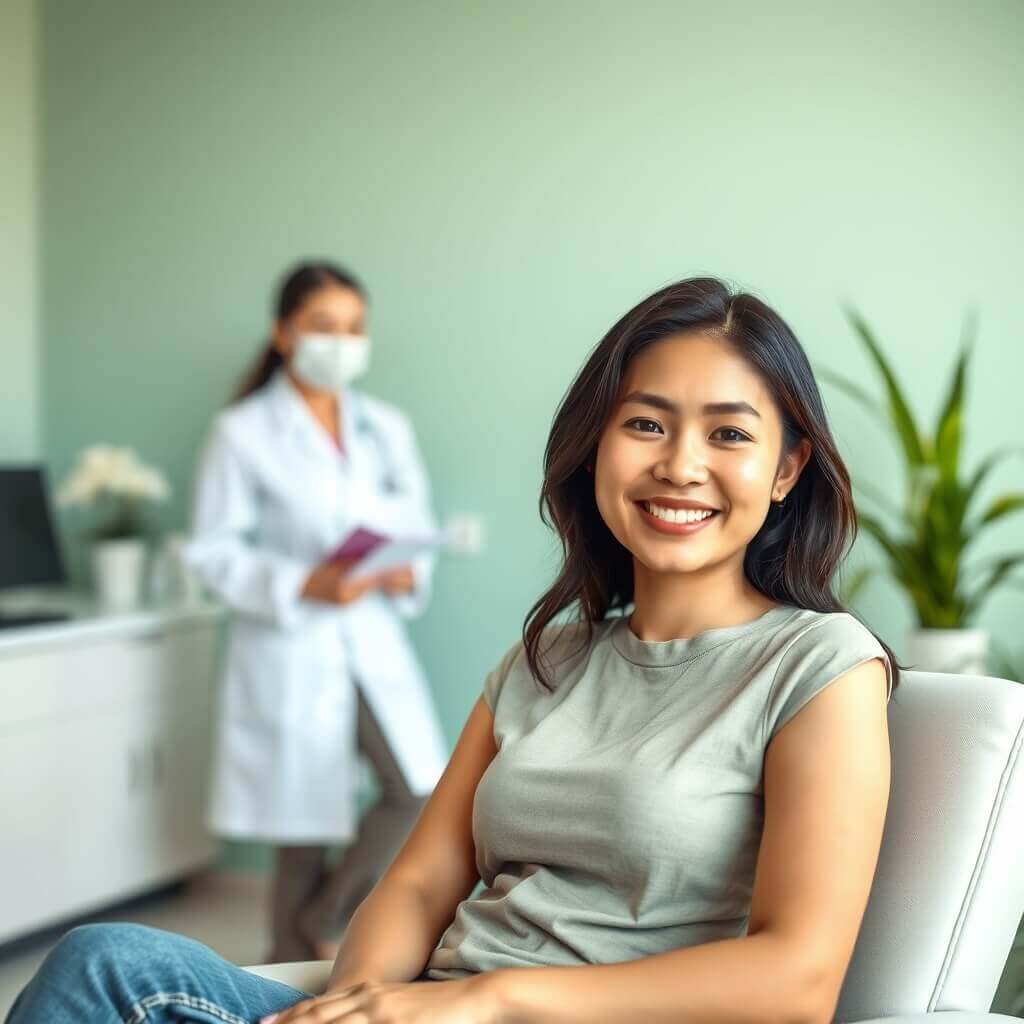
655;433;708;485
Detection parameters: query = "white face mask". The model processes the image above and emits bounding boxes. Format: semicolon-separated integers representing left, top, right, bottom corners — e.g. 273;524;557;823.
291;333;371;391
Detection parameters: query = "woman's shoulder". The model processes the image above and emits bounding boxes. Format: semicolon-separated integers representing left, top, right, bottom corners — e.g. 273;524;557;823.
775;606;884;652
764;606;894;737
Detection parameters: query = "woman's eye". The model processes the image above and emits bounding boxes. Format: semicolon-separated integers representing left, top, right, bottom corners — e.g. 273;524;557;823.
625;420;750;442
713;427;750;443
625;418;663;434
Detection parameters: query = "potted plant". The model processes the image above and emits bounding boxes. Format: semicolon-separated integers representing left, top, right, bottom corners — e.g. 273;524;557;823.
57;444;171;609
823;307;1024;674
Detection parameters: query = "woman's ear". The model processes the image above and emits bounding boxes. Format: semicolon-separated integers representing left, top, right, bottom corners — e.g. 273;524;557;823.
270;319;292;360
775;439;812;498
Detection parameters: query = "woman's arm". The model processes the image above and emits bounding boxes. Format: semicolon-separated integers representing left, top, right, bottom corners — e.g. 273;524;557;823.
326;695;499;991
486;658;891;1024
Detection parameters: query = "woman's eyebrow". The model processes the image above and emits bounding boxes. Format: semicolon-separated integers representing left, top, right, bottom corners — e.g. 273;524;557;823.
621;391;762;419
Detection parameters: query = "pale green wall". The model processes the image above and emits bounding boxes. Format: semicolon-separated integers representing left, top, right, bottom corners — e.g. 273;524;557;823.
38;0;1024;867
1;0;40;461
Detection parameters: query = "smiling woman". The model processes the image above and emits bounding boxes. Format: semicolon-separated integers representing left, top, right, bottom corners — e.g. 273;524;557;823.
525;276;901;673
5;276;899;1024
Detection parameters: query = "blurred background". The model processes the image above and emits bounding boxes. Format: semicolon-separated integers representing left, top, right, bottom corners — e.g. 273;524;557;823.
2;0;1022;1014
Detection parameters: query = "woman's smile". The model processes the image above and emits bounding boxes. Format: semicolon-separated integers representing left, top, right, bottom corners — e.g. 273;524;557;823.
634;499;722;536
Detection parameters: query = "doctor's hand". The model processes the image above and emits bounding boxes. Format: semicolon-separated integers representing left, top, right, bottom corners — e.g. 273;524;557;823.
301;560;380;606
374;565;416;596
258;973;502;1024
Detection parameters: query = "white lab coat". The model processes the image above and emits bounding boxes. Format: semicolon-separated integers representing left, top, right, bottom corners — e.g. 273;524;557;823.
184;368;448;842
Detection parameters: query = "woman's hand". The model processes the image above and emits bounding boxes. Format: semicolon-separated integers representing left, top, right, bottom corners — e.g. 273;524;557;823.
258;974;501;1024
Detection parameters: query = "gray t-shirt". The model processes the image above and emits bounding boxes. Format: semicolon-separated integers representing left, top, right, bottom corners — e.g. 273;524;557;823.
424;603;893;979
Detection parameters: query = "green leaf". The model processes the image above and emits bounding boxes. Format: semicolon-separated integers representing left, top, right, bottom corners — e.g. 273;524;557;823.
963;554;1024;620
858;512;929;595
975;493;1024;527
965;550;1024;577
920;477;963;599
859;510;959;626
843;305;928;467
850;474;904;521
960;445;1024;546
933;317;974;488
966;444;1024;500
817;367;884;418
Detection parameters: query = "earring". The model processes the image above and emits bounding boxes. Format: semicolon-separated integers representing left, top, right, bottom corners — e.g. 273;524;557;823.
773;493;786;505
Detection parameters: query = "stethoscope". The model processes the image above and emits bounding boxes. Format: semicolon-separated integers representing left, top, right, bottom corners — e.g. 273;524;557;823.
353;410;403;496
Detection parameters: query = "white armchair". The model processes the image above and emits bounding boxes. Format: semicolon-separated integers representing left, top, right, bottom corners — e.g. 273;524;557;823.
244;959;334;994
245;669;1024;1023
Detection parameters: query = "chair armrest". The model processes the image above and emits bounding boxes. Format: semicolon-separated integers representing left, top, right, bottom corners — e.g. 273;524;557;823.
242;960;334;995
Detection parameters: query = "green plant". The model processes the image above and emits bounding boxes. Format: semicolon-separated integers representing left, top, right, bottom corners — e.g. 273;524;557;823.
821;307;1024;628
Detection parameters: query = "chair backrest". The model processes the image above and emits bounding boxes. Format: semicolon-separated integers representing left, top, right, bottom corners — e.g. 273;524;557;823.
835;670;1024;1023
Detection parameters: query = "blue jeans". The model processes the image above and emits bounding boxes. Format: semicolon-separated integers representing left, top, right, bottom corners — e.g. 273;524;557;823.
5;922;327;1023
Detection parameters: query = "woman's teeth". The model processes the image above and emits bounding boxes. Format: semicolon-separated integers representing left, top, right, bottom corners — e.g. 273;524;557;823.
642;501;717;524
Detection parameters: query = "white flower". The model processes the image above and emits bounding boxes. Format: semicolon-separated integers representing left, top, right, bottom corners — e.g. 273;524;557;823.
57;445;172;506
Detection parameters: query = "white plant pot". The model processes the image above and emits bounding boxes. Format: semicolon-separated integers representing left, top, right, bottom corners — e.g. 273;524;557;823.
905;627;988;675
91;537;148;609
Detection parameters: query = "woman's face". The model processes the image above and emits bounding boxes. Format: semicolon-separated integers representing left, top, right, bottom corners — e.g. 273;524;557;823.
272;283;367;360
594;331;809;577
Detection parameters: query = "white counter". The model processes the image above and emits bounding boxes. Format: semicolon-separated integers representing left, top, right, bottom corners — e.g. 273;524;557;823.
0;590;224;943
0;593;225;659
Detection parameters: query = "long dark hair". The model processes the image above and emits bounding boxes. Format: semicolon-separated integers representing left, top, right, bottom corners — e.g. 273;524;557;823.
524;276;902;698
233;261;368;401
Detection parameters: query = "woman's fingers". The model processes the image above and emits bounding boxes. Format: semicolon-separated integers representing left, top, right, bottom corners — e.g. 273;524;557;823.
260;986;360;1023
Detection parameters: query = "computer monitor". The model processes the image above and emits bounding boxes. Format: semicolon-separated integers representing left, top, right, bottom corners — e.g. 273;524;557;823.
0;466;67;591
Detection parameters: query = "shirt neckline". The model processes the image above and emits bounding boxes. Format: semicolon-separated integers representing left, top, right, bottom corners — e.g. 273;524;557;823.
610;603;800;667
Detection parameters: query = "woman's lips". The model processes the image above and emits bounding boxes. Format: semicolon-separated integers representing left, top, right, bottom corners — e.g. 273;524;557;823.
634;500;721;536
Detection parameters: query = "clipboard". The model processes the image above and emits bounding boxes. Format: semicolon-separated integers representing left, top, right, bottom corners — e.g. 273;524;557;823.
326;525;448;581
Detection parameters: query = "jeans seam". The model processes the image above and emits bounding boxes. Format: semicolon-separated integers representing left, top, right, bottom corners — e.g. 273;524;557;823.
123;990;250;1024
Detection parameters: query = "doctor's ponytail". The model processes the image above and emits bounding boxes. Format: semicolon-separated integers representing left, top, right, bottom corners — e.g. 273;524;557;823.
233;260;368;402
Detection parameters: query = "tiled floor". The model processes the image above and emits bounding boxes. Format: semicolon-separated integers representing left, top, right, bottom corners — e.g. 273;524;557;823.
2;873;1022;1018
0;870;272;1016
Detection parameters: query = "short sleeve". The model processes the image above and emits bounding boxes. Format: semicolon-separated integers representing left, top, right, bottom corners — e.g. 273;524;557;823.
764;613;893;745
482;639;525;713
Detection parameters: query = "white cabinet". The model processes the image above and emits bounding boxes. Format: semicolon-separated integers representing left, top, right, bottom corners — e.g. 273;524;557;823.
0;603;222;943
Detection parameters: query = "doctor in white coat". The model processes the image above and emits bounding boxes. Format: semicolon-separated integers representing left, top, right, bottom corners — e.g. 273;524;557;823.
185;261;448;962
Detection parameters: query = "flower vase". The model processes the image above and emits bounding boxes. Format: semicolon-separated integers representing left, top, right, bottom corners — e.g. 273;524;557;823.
905;628;988;675
91;537;148;609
